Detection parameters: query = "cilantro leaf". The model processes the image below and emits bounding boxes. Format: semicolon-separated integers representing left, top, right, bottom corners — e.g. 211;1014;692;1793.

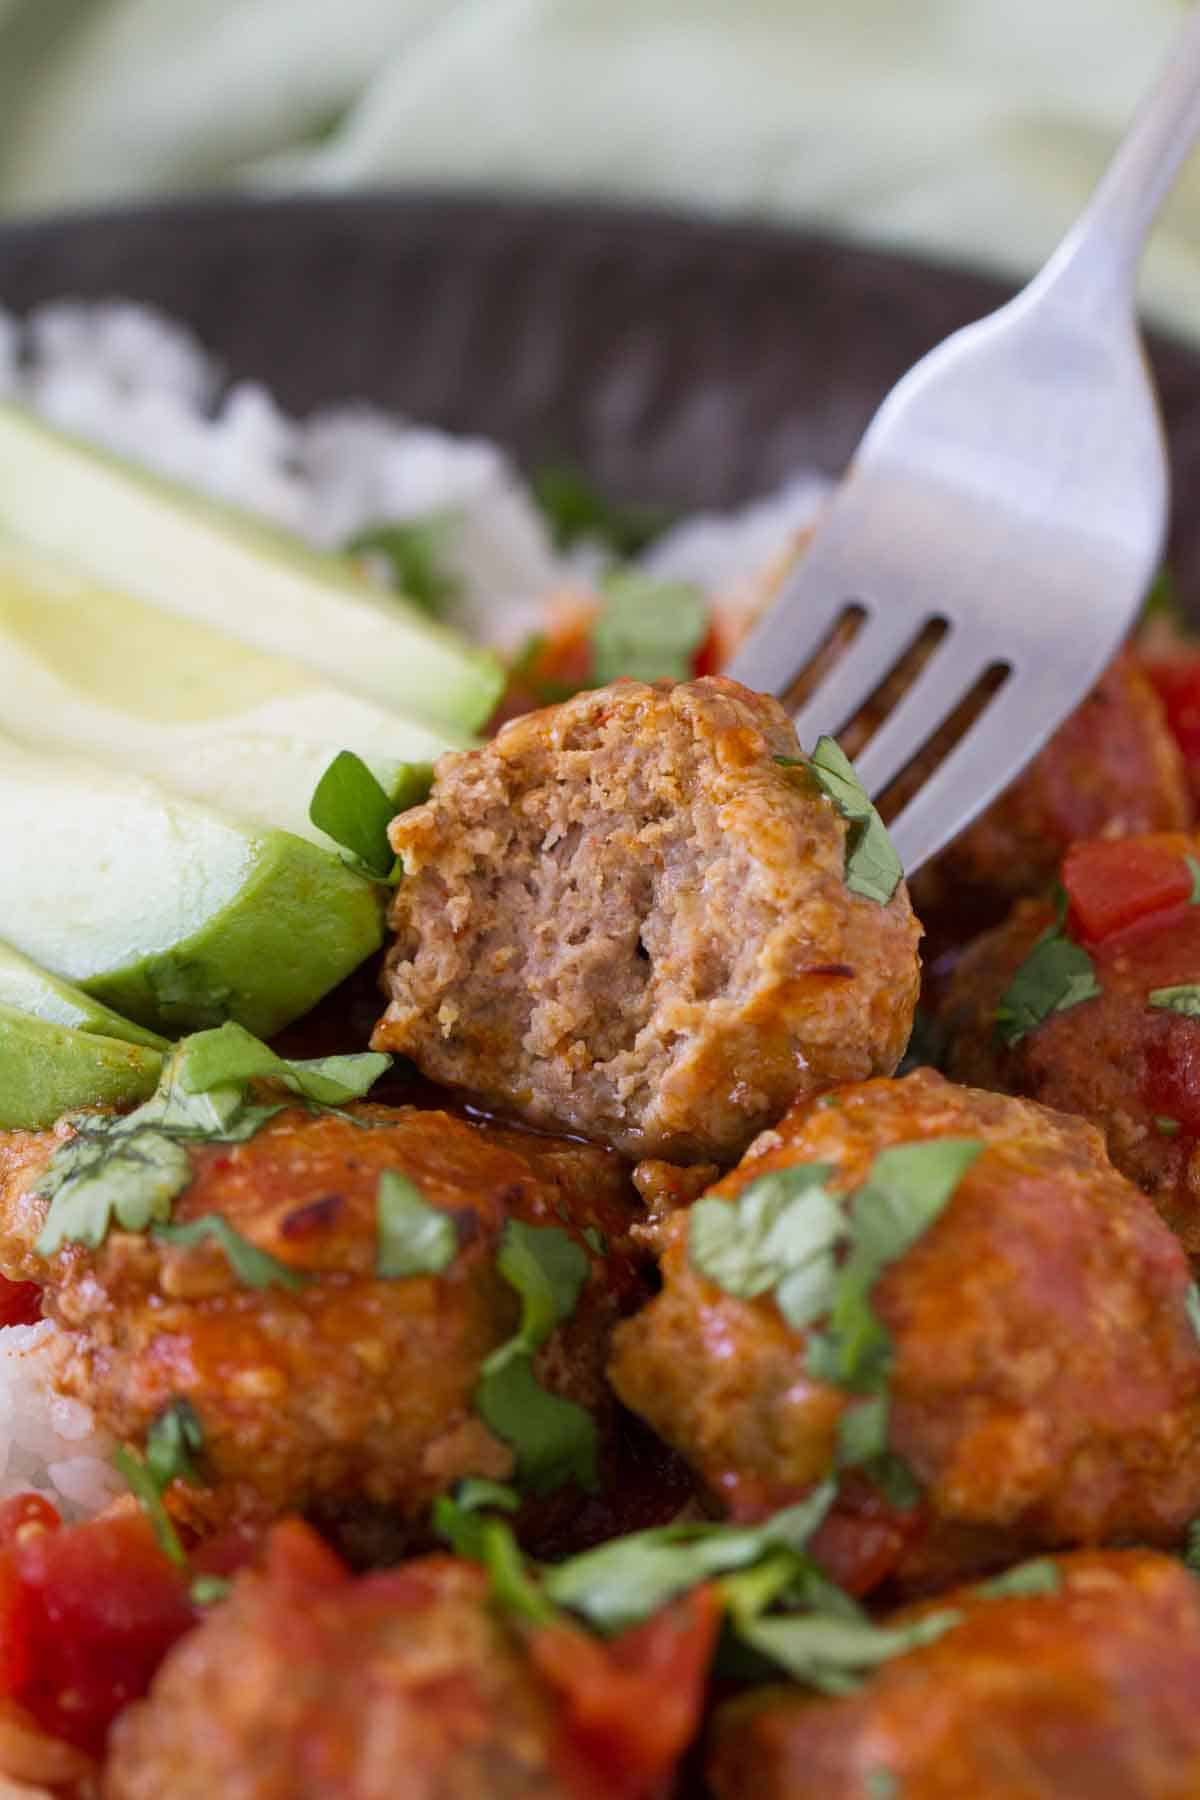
344;516;461;617
734;1604;963;1695
1156;1116;1183;1137
1183;1519;1200;1575
995;927;1101;1047
807;737;903;905
453;1478;521;1515
532;464;675;559
688;1164;838;1303
866;1772;900;1800
476;1350;598;1496
475;1221;598;1496
112;1445;187;1570
154;1215;308;1293
309;749;401;880
177;1021;391;1107
34;1028;391;1262
807;1140;981;1402
974;1558;1061;1600
490;1221;591;1359
1187;1283;1200;1345
590;571;709;686
190;1574;232;1606
375;1170;456;1279
1149;985;1200;1019
145;1399;205;1489
36;1129;191;1255
543;1482;836;1635
1188;856;1200;905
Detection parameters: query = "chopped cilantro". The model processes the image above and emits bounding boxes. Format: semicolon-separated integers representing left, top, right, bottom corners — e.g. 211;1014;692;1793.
34;1029;390;1262
995;915;1101;1048
113;1445;187;1570
190;1574;232;1607
866;1772;900;1800
344;515;461;617
692;1138;980;1503
974;1558;1061;1600
542;1483;837;1635
475;1222;598;1496
582;1225;608;1257
807;737;903;905
154;1214;308;1293
590;571;709;686
145;1399;205;1489
1149;985;1200;1019
308;749;403;881
178;1020;391;1107
1183;1519;1200;1575
1188;856;1200;905
1139;564;1185;630
731;1598;963;1695
1156;1116;1183;1137
453;1478;521;1516
688;1164;839;1308
1187;1283;1200;1345
532;464;675;558
375;1170;457;1279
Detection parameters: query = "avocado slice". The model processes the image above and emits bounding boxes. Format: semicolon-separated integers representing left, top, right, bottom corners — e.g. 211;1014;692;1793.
0;938;168;1050
0;735;384;1038
0;542;468;847
0;1004;162;1130
0;403;504;733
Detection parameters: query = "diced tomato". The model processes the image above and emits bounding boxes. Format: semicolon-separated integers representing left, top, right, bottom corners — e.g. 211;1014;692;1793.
532;1587;720;1800
0;1279;41;1329
0;1507;196;1756
1143;654;1200;776
807;1474;928;1599
1061;838;1195;945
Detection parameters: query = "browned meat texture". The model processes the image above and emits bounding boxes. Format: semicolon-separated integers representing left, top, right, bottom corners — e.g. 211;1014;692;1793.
0;1106;637;1526
943;858;1200;1255
707;1550;1200;1800
373;677;921;1162
609;1070;1200;1591
104;1530;581;1800
840;649;1190;956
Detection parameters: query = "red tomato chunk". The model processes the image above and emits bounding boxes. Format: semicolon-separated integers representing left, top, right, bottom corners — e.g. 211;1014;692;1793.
0;1279;41;1329
0;1501;195;1757
1062;838;1195;945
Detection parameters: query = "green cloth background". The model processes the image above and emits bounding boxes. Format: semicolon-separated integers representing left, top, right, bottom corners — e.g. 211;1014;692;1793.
0;0;1197;339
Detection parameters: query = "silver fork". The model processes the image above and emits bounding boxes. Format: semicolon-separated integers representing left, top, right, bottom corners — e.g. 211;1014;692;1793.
728;3;1200;876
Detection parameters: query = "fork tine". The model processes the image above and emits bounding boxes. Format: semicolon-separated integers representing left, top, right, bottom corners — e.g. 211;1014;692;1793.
851;635;987;799
790;608;934;748
725;580;851;700
887;675;1046;875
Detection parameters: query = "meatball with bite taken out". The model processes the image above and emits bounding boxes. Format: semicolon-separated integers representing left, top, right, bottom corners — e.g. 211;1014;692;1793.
943;831;1200;1255
104;1519;718;1800
373;677;921;1162
0;1103;638;1533
609;1069;1200;1597
707;1549;1200;1800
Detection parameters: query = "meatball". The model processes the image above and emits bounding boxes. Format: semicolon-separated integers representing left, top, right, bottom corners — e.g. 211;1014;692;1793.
373;678;921;1162
840;649;1190;958
707;1550;1200;1800
608;1070;1200;1593
0;1105;637;1527
943;831;1200;1253
104;1521;718;1800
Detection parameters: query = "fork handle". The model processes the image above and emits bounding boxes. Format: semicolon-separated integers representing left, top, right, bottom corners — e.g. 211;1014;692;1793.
1037;0;1200;312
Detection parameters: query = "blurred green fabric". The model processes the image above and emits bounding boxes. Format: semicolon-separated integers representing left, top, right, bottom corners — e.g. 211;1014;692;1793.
0;0;1197;338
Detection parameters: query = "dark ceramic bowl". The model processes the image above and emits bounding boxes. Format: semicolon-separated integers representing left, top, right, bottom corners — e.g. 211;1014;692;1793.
1;191;1199;603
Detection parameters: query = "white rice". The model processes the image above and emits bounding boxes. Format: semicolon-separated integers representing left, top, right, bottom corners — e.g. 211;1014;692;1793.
0;298;832;653
0;1321;120;1521
0;297;834;1517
